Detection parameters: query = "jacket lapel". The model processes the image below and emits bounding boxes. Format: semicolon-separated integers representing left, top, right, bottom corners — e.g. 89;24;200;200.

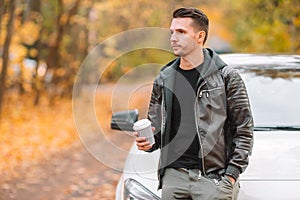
159;58;179;143
160;58;179;112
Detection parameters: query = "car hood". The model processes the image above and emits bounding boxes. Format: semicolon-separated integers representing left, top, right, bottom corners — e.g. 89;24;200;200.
130;145;160;181
240;131;300;180
131;131;300;181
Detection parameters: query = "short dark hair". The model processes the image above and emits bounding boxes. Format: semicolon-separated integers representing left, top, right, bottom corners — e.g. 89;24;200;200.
173;7;209;44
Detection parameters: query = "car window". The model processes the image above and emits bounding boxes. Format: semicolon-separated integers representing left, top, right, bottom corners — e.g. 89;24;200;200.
239;68;300;127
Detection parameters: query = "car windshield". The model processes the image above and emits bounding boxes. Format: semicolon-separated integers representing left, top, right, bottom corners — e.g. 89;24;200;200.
239;67;300;128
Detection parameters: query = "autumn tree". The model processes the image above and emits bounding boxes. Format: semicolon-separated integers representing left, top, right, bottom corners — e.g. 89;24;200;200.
1;0;299;115
221;0;300;53
0;0;15;117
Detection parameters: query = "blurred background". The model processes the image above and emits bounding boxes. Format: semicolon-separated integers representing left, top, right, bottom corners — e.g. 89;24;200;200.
0;0;300;199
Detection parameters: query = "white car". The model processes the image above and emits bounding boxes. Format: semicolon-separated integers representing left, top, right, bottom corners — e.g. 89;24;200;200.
111;54;300;200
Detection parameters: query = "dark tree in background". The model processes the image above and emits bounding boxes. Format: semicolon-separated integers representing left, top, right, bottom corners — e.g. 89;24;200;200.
0;0;15;117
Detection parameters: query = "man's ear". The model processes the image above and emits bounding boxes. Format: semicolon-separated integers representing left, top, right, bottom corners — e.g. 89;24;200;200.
197;31;206;44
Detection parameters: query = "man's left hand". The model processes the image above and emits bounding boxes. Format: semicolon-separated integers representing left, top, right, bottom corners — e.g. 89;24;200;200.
227;175;236;185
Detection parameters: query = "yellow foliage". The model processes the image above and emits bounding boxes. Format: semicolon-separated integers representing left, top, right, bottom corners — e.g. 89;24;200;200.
55;68;66;76
19;21;40;46
10;44;27;63
0;95;77;178
0;29;7;46
60;13;69;26
0;14;9;44
71;15;87;26
29;48;39;58
201;5;233;43
0;84;150;179
293;17;300;27
122;66;131;74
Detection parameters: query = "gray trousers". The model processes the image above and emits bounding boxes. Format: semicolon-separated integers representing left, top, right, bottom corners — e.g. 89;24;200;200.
162;168;240;200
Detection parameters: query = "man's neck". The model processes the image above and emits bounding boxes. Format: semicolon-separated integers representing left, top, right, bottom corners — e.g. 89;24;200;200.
179;48;204;70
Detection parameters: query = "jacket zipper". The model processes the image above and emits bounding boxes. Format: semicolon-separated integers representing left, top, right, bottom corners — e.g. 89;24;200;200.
194;81;207;176
161;82;166;134
199;87;223;98
159;81;165;188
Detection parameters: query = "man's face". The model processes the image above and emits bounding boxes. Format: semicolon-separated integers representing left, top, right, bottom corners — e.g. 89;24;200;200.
169;17;203;57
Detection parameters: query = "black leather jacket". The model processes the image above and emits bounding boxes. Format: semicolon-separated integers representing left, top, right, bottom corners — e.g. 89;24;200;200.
147;48;254;189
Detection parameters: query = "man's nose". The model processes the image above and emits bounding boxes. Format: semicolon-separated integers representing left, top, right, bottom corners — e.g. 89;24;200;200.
170;33;178;42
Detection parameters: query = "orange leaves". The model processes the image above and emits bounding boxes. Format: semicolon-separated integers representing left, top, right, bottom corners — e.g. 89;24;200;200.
19;21;40;46
0;83;150;179
0;96;77;177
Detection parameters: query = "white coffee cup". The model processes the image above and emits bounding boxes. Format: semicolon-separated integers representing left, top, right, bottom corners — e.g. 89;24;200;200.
133;119;155;146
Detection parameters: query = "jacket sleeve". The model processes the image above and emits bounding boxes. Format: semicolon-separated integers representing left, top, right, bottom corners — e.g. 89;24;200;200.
146;76;163;152
223;66;254;180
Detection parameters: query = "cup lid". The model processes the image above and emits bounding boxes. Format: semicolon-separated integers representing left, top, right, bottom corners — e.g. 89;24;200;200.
133;119;151;131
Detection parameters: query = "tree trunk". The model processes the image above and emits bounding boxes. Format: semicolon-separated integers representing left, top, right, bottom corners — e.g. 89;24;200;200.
0;0;15;117
23;0;43;105
0;0;5;35
46;0;81;103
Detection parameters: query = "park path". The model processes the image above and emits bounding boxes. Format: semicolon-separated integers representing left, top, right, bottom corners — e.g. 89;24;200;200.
0;131;134;200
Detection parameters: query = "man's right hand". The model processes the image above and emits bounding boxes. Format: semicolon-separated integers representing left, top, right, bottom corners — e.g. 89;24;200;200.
133;127;155;151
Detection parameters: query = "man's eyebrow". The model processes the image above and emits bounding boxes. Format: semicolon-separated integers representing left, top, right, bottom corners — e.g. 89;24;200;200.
170;28;187;32
177;28;186;32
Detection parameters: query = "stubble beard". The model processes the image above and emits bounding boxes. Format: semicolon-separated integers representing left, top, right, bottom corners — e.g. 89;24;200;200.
173;48;185;57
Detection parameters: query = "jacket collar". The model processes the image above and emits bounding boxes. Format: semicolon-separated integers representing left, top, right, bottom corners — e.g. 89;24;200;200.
160;48;227;80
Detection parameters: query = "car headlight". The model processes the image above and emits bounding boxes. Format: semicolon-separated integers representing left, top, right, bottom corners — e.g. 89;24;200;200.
123;178;160;200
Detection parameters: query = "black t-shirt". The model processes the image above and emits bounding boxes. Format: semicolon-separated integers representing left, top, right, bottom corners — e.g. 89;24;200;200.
167;64;202;169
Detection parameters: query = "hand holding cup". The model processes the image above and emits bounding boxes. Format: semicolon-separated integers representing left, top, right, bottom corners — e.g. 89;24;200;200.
133;119;155;151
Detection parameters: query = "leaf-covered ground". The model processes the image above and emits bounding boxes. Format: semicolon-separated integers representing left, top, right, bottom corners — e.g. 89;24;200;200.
0;131;133;200
0;84;151;199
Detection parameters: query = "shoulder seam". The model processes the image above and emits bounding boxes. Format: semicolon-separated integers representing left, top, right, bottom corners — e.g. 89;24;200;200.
221;65;236;77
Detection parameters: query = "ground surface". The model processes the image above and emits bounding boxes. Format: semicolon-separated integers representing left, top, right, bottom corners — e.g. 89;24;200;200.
0;131;133;200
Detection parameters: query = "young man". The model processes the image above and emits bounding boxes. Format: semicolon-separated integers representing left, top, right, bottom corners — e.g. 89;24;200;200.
135;7;253;200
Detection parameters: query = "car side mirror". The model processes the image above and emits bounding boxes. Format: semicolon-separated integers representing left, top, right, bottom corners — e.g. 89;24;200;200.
111;109;139;132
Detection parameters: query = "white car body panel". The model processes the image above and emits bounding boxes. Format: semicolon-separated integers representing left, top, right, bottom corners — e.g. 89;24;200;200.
239;131;300;200
116;131;300;199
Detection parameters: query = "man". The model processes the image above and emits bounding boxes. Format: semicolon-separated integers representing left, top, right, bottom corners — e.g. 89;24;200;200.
135;7;253;200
